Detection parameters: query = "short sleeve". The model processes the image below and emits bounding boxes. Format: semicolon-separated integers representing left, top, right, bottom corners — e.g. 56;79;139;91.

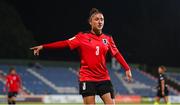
67;32;81;50
109;36;119;56
160;74;164;80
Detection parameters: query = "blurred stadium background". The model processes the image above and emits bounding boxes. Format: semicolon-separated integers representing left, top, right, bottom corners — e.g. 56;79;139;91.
0;0;180;104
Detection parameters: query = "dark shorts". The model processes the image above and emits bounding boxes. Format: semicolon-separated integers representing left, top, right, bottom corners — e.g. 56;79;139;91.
79;80;115;99
157;88;169;97
8;92;18;98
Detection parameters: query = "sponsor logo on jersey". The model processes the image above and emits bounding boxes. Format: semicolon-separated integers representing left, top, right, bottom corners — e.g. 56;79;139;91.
69;37;76;41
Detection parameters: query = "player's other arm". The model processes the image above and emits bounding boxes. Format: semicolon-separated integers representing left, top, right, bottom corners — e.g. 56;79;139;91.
114;52;132;81
3;77;9;92
161;79;165;96
18;75;22;90
109;36;132;81
114;52;130;71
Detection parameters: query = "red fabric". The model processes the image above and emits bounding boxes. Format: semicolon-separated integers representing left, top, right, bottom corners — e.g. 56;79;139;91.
114;52;130;71
67;32;130;81
6;74;21;92
108;36;119;56
41;32;130;81
42;40;69;49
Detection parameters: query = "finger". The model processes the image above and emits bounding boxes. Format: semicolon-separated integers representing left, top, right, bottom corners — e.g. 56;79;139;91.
129;75;132;80
30;47;38;50
128;76;131;81
126;76;130;81
30;47;36;50
34;50;37;56
127;75;132;81
37;51;39;56
35;50;40;56
34;50;39;56
128;72;132;80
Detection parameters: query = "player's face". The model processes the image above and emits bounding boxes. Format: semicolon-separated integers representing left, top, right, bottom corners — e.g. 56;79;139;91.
11;70;16;74
158;67;164;73
89;13;104;31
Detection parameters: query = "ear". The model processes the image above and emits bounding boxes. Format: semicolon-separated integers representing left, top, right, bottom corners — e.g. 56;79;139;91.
89;19;92;25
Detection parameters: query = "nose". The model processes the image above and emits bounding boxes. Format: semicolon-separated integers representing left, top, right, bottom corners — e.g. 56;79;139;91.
99;20;103;24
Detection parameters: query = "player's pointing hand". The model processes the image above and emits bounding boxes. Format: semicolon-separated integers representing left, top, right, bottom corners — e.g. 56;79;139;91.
126;70;132;81
30;45;43;56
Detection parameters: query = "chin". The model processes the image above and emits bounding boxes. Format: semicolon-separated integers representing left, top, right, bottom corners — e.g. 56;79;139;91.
93;27;103;31
97;27;103;30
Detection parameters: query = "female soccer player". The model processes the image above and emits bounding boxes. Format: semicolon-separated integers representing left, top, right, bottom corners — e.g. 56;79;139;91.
4;68;22;105
31;8;132;105
154;66;170;105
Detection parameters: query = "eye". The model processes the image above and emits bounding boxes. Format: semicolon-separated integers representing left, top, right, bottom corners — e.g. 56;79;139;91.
94;18;99;21
100;18;104;21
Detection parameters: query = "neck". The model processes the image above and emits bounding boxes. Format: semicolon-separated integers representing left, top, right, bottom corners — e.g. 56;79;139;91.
91;28;102;36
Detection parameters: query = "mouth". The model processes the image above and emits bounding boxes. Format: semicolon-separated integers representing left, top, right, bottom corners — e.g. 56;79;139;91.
98;25;103;28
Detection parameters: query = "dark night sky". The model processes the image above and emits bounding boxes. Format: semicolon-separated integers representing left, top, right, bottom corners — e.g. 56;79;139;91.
6;0;180;66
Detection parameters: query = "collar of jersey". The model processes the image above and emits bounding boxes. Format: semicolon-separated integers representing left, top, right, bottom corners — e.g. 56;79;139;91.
88;32;104;40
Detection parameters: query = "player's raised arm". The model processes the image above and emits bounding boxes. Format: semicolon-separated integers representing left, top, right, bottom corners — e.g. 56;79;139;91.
30;40;69;56
30;34;81;56
31;40;71;56
108;36;132;81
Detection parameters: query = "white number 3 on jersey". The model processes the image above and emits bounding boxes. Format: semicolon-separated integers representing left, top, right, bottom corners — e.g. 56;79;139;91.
96;46;100;55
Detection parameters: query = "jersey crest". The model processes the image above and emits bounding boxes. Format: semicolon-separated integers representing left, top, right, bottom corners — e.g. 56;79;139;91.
102;38;108;45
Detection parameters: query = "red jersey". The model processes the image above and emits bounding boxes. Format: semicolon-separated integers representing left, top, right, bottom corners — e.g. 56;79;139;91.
67;32;129;81
6;74;21;92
